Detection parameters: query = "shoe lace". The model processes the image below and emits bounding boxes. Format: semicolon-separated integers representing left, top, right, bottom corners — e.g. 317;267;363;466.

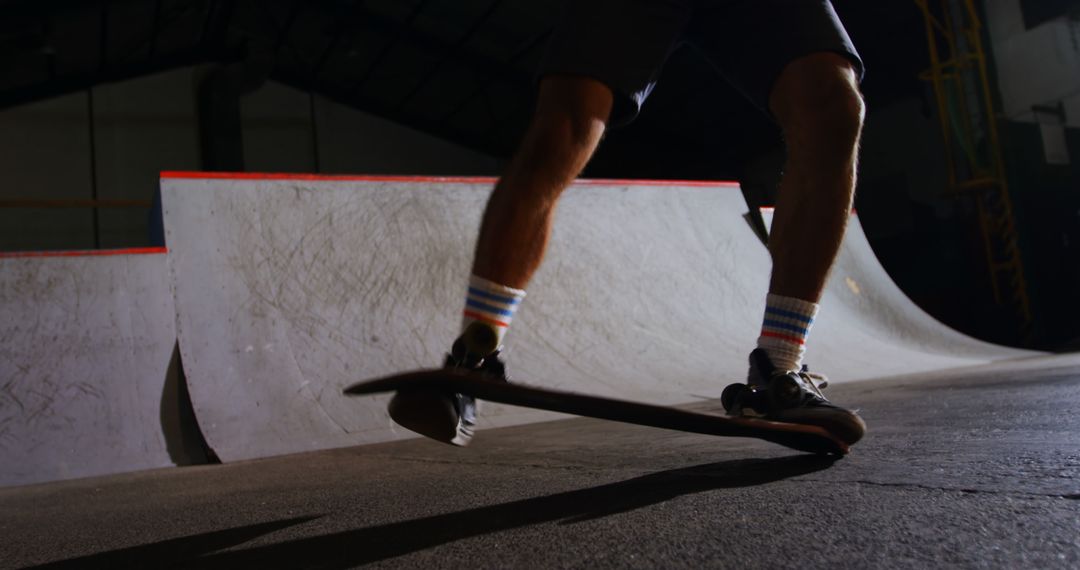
795;365;829;399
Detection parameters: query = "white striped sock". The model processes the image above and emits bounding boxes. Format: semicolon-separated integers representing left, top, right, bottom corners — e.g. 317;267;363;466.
461;275;526;353
756;293;819;373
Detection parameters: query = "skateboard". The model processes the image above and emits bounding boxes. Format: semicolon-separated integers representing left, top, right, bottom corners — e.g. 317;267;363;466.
343;368;849;455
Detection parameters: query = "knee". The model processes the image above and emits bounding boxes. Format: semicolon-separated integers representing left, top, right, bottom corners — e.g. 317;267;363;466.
527;108;606;161
770;54;865;150
505;108;605;196
521;76;611;164
494;76;611;200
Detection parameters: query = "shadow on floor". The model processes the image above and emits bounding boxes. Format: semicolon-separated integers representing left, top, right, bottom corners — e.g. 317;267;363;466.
31;454;836;569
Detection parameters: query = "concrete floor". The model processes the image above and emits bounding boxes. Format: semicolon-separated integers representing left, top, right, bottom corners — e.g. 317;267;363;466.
3;354;1080;569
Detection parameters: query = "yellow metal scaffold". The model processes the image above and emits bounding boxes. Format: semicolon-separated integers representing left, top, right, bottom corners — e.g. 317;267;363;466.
914;0;1033;339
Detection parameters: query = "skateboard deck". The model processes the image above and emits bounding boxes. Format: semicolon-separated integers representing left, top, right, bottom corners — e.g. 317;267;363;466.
344;369;848;455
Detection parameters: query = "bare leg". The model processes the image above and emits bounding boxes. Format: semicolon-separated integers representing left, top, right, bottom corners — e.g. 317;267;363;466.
732;54;868;445
472;76;614;289
391;77;614;445
767;53;865;302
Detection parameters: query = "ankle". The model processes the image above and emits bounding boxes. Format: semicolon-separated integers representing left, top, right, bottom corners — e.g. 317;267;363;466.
756;293;818;372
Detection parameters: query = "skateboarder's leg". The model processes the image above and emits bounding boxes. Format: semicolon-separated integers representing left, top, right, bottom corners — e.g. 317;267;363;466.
388;78;613;446
456;76;613;355
458;0;688;356
699;1;866;444
396;0;686;446
473;76;613;290
682;0;862;377
754;53;865;373
767;53;864;304
726;53;867;445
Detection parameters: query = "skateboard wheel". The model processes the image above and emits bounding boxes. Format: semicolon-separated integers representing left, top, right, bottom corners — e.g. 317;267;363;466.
720;383;747;412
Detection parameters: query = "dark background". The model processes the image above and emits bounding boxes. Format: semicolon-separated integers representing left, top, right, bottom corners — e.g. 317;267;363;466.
0;0;1077;350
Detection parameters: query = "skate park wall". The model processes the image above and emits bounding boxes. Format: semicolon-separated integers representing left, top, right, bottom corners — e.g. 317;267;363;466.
758;208;1032;375
160;173;1035;463
0;248;183;486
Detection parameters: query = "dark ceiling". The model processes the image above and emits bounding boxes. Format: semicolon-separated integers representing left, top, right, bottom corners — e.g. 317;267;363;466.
0;0;930;179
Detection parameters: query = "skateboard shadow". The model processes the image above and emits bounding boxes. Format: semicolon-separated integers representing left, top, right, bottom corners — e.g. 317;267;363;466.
30;454;835;569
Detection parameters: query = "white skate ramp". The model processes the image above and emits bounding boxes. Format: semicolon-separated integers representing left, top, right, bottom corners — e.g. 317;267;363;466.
0;249;179;486
161;173;1031;463
758;209;1032;380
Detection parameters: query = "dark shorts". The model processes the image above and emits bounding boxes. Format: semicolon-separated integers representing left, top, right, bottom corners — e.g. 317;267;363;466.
539;0;864;126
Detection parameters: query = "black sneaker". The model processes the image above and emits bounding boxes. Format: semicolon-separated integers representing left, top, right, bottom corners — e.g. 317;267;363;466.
387;324;508;447
721;348;866;445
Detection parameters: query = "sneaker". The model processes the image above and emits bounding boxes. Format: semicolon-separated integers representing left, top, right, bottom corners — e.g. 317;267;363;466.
721;348;866;445
387;325;508;447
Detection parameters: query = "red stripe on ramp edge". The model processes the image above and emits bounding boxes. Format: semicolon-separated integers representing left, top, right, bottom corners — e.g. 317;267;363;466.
0;246;168;259
159;171;739;188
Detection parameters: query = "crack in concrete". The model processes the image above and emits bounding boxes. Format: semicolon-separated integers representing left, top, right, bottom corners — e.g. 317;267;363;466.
381;454;602;472
801;477;1080;501
382;457;1080;502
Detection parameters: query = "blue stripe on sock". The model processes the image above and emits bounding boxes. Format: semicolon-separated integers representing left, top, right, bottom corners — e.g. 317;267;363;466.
467;287;521;306
466;298;516;318
762;319;810;336
765;307;814;324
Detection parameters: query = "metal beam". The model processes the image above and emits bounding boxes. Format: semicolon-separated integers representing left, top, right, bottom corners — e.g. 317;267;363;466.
438;27;550;126
0;48;242;110
199;0;220;47
148;0;162;60
310;0;367;81
97;0;109;73
43;14;56;80
273;68;512;159
271;0;305;55
348;0;433;95
199;0;235;52
345;4;535;94
104;0;212;67
395;0;503;111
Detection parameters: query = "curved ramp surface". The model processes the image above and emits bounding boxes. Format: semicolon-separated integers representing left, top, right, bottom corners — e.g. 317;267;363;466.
161;174;1032;463
758;209;1033;380
0;250;179;486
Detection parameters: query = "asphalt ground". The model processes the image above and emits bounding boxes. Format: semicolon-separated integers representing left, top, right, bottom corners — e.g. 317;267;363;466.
3;354;1079;569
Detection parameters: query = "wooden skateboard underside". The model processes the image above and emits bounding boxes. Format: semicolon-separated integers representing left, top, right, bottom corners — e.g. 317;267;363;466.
344;369;848;455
